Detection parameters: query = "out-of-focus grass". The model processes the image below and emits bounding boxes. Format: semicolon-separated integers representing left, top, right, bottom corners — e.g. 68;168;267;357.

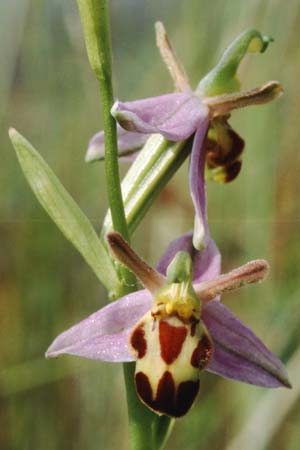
1;1;299;449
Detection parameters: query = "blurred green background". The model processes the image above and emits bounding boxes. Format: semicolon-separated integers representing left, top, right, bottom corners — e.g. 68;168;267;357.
1;0;300;449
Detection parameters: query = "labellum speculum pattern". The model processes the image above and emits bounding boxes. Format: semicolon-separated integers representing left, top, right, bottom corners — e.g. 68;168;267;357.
129;282;213;417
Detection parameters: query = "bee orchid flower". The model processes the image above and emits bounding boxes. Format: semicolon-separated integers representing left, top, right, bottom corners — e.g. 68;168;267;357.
86;25;283;249
46;231;291;418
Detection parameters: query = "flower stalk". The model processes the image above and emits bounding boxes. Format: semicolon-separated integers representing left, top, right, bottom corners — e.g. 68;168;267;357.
76;0;130;249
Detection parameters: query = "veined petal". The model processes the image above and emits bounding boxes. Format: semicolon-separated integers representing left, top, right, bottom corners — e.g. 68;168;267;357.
156;231;221;284
85;125;148;163
46;290;152;362
202;301;291;388
112;93;209;141
189;120;210;249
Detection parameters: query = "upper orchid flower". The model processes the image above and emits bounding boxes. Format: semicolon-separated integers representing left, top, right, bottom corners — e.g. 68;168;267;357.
46;231;291;418
86;26;283;248
91;82;281;249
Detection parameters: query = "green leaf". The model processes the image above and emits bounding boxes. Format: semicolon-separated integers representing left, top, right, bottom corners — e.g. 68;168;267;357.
197;29;273;96
9;128;121;297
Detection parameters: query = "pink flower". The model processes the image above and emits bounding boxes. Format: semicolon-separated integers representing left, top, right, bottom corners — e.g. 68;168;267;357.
46;231;290;417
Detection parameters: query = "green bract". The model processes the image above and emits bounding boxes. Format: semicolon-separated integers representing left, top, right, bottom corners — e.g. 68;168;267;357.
102;135;192;235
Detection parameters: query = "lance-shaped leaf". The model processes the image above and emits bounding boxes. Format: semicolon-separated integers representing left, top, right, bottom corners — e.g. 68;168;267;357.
9;128;121;296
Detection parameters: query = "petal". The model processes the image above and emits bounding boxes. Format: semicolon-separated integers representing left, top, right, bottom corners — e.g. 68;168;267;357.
85;125;148;163
189;121;210;250
111;93;209;141
202;301;291;388
156;231;221;284
46;290;152;362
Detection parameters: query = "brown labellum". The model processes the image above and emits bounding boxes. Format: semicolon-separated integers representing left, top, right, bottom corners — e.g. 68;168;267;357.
129;313;214;417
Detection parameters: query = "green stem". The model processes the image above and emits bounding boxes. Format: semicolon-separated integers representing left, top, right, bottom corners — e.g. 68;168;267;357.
76;0;129;241
91;9;130;243
77;3;168;450
153;415;175;450
77;0;134;290
123;363;159;450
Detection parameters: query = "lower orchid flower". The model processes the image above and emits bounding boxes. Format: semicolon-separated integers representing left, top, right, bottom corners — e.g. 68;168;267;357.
46;231;291;418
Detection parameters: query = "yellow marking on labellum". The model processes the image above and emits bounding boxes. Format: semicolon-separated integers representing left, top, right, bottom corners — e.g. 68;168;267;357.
152;282;200;321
